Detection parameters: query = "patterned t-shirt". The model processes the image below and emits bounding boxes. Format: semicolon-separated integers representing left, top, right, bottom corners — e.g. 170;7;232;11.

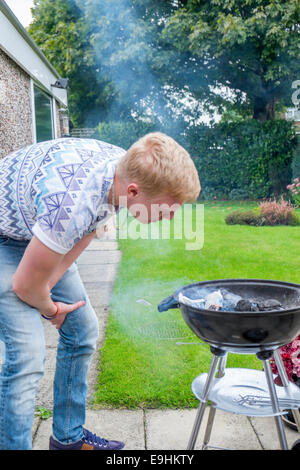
0;138;125;254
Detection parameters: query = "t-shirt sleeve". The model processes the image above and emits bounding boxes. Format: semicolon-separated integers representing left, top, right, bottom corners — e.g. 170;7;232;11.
32;222;70;254
30;141;121;254
32;179;105;254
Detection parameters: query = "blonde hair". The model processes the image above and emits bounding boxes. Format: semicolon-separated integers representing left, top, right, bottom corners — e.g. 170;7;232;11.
117;132;201;203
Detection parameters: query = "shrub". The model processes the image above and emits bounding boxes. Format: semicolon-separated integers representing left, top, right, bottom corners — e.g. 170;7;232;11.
228;189;250;200
94;120;156;149
93;118;188;152
225;210;262;226
225;198;300;226
201;187;228;200
95;118;298;202
259;197;298;226
292;137;300;180
287;178;300;207
186;119;297;200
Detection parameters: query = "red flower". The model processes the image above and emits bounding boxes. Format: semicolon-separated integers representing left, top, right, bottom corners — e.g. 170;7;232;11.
271;335;300;383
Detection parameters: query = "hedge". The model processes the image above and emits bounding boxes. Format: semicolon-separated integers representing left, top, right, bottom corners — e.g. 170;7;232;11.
94;120;156;150
292;136;300;180
185;119;297;200
94;118;298;200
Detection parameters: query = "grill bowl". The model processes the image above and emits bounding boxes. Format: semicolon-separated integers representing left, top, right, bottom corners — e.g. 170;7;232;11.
159;279;300;353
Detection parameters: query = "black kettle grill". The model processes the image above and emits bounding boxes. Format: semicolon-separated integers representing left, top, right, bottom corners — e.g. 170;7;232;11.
158;279;300;450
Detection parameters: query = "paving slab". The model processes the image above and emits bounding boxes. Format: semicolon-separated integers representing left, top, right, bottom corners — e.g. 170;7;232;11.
249;416;300;450
145;408;262;450
78;264;119;282
33;407;300;451
81;282;115;307
33;409;145;450
78;250;122;265
87;240;119;251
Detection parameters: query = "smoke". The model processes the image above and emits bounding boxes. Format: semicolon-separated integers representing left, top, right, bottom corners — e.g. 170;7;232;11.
83;1;157;117
110;278;195;341
75;0;192;143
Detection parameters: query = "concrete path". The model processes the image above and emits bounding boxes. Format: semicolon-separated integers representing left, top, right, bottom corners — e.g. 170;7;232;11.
1;235;299;450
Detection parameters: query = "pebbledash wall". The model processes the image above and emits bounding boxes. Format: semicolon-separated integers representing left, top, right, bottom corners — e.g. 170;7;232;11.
0;1;68;159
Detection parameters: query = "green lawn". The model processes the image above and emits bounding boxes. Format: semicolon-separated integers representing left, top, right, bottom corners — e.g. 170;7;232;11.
93;201;300;409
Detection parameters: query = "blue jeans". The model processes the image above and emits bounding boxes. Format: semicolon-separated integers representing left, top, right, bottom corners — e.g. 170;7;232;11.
0;237;99;449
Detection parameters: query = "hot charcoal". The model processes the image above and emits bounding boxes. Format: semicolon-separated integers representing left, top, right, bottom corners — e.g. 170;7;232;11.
179;288;284;312
159;279;300;353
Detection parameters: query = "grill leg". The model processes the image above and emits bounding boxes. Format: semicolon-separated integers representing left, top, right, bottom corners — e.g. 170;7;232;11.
201;407;217;450
274;349;300;433
263;358;289;450
202;353;228;450
187;353;221;450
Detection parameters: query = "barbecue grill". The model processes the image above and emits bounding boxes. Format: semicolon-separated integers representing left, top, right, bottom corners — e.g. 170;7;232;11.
158;279;300;450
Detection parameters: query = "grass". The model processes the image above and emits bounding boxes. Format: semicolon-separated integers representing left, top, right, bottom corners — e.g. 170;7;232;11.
93;201;300;409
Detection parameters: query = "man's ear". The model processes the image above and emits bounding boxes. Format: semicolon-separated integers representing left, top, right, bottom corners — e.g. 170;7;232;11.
127;183;139;198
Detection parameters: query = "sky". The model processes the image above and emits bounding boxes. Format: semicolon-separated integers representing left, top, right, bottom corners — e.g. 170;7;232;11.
5;0;34;27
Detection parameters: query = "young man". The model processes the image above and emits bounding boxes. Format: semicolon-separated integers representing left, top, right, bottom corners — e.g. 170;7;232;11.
0;132;200;450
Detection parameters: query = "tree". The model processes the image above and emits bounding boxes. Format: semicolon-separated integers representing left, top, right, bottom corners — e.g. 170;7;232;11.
28;0;115;126
75;0;186;123
29;1;300;125
78;0;300;122
157;0;300;121
28;0;194;127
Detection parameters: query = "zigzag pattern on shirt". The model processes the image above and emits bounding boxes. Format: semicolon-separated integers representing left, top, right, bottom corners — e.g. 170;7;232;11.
36;152;97;235
17;145;48;233
0;138;125;248
0;148;29;238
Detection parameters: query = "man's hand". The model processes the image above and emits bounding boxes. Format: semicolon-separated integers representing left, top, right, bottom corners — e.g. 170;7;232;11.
12;235;94;325
48;300;86;329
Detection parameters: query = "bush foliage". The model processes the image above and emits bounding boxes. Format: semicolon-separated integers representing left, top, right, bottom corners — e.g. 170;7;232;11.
94;118;297;202
287;177;300;207
94;120;156;150
225;198;300;227
186;119;297;200
225;210;263;226
291;138;300;181
259;198;297;226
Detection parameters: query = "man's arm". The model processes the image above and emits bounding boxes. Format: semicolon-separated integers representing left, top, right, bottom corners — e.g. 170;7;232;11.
48;231;97;289
12;232;96;326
